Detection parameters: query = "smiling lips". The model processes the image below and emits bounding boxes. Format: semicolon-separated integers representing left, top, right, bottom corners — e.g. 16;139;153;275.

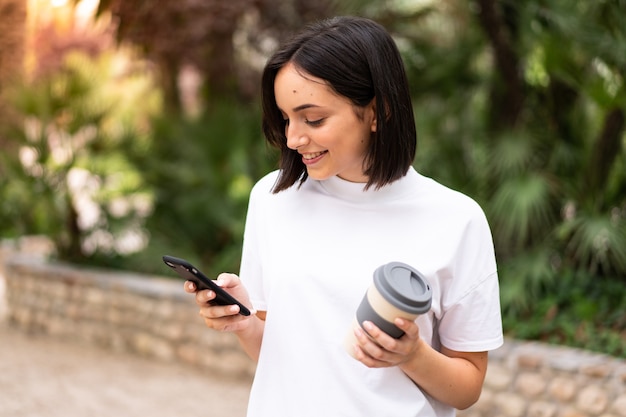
301;150;328;165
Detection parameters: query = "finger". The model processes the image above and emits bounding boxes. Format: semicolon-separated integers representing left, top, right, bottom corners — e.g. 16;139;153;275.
394;317;419;339
198;305;249;332
199;303;241;320
362;321;404;357
184;280;196;293
362;321;397;348
353;327;389;366
215;272;239;288
363;322;398;350
200;304;257;321
195;289;216;305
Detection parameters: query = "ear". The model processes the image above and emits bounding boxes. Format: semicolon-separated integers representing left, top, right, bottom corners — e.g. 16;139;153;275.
368;97;377;132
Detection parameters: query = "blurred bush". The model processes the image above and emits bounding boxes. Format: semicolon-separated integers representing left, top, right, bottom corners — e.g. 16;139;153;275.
120;103;277;277
0;50;159;263
381;0;626;355
1;0;625;356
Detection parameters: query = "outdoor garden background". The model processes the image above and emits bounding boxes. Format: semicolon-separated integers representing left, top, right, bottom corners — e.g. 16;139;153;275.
1;0;625;358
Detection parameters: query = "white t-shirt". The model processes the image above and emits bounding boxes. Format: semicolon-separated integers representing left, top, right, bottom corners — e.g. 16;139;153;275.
239;167;503;417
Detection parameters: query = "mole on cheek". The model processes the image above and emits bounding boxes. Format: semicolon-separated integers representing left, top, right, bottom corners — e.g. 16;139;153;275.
292;90;297;93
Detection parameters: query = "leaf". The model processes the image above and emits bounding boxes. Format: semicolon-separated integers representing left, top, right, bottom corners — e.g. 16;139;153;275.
490;172;556;248
559;210;626;275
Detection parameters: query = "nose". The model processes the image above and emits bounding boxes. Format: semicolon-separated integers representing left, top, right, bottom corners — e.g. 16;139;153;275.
285;122;309;150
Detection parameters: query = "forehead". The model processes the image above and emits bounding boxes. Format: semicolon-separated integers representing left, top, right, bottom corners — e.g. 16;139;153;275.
274;63;339;107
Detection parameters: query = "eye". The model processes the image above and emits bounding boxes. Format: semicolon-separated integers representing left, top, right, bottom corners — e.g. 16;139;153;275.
305;118;324;127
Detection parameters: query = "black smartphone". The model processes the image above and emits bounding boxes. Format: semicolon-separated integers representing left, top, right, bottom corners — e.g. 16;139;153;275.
162;255;251;316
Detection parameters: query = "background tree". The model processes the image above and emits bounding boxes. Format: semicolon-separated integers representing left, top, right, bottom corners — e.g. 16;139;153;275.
96;0;337;113
0;2;158;262
1;0;625;355
372;0;626;354
0;0;27;161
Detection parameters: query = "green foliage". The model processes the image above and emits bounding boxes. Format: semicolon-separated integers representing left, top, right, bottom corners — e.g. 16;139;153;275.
0;50;159;261
1;0;625;357
502;268;626;357
120;104;278;277
383;0;626;355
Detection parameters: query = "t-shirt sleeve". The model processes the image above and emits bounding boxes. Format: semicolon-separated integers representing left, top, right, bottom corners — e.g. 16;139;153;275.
438;271;503;351
437;204;504;352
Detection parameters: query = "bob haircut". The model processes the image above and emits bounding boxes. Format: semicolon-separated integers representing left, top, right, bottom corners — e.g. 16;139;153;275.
261;16;417;193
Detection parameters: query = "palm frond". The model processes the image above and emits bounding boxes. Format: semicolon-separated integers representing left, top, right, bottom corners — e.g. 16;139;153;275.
557;209;626;276
499;246;557;315
489;131;537;177
490;172;557;249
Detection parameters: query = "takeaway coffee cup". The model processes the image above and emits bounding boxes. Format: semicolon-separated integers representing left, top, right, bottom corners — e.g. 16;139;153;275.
345;261;432;357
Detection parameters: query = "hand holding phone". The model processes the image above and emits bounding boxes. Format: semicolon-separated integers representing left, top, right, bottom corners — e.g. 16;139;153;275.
162;255;251;316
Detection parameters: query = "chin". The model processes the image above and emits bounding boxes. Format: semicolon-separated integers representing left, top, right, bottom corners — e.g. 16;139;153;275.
306;170;332;181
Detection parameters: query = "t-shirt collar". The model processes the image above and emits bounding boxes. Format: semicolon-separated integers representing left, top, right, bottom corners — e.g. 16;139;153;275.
315;167;420;202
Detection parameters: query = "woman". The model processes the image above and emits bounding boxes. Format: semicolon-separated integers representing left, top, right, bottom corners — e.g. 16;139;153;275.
185;16;503;417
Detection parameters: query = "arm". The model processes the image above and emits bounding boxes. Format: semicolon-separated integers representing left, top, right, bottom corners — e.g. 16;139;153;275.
400;342;487;409
351;318;488;410
233;311;266;362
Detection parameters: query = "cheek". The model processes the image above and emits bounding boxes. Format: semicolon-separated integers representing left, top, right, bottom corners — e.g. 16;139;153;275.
318;117;371;157
339;136;370;167
341;124;369;154
355;127;372;153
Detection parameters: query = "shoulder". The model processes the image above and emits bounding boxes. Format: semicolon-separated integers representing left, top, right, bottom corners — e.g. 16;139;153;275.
407;174;494;246
417;174;486;220
250;170;281;196
248;170;307;209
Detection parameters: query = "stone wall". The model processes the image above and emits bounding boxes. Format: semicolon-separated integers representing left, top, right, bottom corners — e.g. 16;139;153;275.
0;238;255;381
464;339;626;417
2;237;626;417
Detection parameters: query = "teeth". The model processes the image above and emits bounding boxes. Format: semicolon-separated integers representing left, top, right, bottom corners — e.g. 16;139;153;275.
303;151;325;160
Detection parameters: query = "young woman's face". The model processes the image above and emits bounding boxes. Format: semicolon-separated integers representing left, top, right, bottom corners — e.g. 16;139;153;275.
274;62;376;183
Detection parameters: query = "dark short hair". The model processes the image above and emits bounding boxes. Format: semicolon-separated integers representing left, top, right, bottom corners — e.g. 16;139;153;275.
261;16;417;193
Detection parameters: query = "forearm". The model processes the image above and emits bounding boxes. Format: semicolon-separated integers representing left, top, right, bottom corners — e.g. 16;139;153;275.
234;314;265;362
399;341;487;410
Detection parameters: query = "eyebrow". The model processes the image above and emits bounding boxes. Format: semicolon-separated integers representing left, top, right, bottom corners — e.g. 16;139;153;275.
277;103;321;114
293;104;320;112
